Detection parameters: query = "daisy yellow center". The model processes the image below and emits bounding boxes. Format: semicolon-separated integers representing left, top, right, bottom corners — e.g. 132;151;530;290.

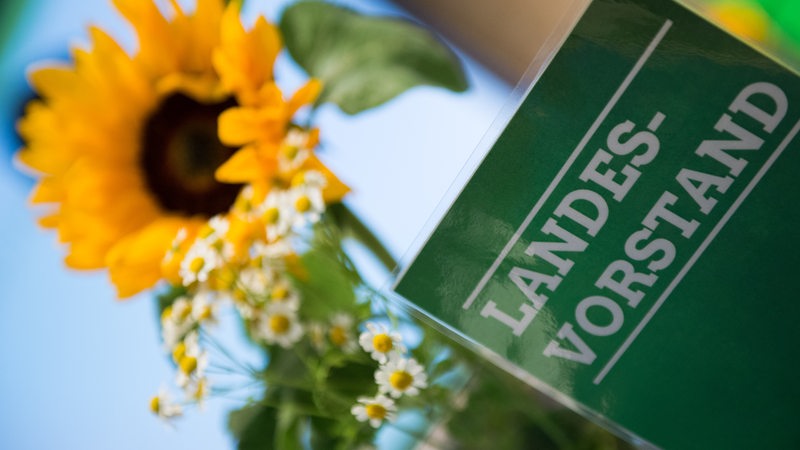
295;195;312;213
149;396;161;414
365;403;387;420
271;285;289;300
177;305;193;321
250;255;264;268
236;196;254;213
269;314;291;334
179;356;198;375
189;257;205;274
372;334;393;353
282;145;300;160
198;224;216;239
193;379;207;400
197;305;213;321
233;288;247;302
211;266;236;290
330;326;348;346
172;342;187;363
161;306;173;323
389;371;413;391
290;172;306;187
263;207;280;225
141;93;242;217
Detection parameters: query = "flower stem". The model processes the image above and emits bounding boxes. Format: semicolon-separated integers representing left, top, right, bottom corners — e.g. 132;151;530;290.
328;203;398;274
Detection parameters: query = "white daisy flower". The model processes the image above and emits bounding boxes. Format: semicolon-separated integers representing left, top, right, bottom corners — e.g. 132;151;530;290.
191;290;219;324
161;296;195;350
197;215;235;259
256;302;303;348
259;191;292;240
200;215;230;241
375;357;428;398
169;297;194;322
328;313;358;353
358;322;406;364
233;185;262;219
188;377;211;410
237;266;274;296
268;278;300;310
162;227;189;265
176;333;208;388
234;301;256;321
176;352;208;388
161;320;184;352
170;330;200;364
307;321;328;352
351;395;397;428
293;170;327;190
287;183;325;227
252;239;293;264
234;266;277;316
278;129;313;173
180;240;224;286
150;388;183;421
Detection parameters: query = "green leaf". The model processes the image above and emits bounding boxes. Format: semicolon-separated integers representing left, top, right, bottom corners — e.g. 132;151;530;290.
308;417;344;450
228;403;278;450
313;358;374;416
279;1;468;114
292;243;358;321
275;406;305;450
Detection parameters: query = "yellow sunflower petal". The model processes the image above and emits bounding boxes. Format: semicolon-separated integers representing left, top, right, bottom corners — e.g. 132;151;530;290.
287;79;322;116
65;240;114;270
46;158;161;271
218;105;284;146
30;177;65;203
227;214;266;260
37;211;60;229
215;144;278;183
106;217;187;298
248;16;282;82
217;107;262;145
166;0;225;79
213;2;281;103
156;72;227;101
189;0;226;70
27;66;78;100
16;132;73;175
112;0;177;75
303;155;351;203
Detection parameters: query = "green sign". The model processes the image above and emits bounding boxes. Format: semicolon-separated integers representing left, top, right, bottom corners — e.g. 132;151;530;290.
394;0;800;448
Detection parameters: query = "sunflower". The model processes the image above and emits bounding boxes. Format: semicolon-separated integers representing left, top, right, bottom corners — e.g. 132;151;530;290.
17;0;348;298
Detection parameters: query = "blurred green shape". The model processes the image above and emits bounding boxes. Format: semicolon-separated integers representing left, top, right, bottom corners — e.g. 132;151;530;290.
0;0;27;57
279;1;467;115
754;0;800;44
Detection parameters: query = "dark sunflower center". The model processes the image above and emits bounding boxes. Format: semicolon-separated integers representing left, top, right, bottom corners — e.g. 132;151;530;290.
141;93;242;217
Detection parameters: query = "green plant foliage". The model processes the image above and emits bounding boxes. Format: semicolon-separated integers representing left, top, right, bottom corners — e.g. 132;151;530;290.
228;403;278;450
443;360;636;450
279;1;468;114
292;236;360;322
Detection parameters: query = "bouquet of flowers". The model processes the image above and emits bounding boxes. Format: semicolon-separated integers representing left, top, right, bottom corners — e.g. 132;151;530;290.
16;0;634;448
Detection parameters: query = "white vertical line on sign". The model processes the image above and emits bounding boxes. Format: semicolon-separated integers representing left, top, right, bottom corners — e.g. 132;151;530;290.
462;20;674;310
594;116;800;385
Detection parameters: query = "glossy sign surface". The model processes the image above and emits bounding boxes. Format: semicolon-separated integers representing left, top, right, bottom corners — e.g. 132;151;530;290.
395;0;800;448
